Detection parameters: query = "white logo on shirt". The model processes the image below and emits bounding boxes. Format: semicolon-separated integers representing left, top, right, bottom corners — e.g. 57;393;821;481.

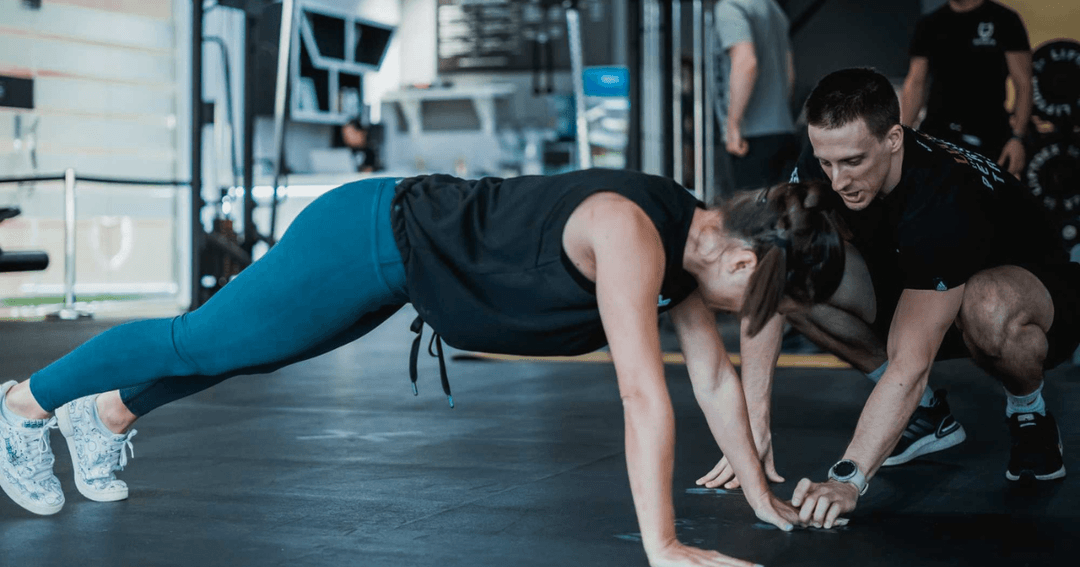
973;22;996;46
658;295;671;307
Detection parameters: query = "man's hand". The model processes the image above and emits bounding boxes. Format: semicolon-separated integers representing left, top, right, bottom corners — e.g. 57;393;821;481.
725;124;749;157
696;435;784;489
997;137;1025;178
790;478;857;529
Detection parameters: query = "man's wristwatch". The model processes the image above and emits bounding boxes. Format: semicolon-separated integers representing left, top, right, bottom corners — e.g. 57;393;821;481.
828;459;869;496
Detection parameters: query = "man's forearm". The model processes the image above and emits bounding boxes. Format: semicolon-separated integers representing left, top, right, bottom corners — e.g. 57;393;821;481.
900;79;927;128
842;362;930;478
786;51;795;98
1012;78;1033;137
727;52;757;131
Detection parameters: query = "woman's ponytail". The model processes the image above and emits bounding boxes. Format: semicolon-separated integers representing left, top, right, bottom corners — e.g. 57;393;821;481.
723;180;850;337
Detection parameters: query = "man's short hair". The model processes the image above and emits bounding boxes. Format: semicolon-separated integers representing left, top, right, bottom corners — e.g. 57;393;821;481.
804;68;900;139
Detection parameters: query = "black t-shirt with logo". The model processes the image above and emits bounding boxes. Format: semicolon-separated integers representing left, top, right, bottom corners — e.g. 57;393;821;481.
910;0;1029;145
391;169;703;356
790;128;1065;303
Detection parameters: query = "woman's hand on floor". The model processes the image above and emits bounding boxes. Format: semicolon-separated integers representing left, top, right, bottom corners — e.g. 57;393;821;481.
696;434;784;490
648;539;763;567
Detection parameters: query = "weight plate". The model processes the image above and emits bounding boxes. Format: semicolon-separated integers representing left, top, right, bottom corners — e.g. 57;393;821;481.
1032;40;1080;125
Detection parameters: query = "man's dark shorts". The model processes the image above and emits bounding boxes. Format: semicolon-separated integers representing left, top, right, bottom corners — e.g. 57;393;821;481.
870;262;1080;368
1024;261;1080;368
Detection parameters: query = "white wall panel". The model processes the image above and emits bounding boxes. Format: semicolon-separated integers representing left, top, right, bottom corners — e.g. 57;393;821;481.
33;77;176;116
0;2;173;51
31;153;177;179
0;35;174;85
0;112;177;177
0;0;184;306
34;115;175;151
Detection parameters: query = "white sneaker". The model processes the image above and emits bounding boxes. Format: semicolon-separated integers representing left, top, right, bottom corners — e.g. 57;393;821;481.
0;380;65;515
55;394;136;502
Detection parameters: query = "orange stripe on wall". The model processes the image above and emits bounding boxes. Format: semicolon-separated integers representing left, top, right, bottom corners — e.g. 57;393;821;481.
0;65;173;88
44;0;172;20
0;26;171;54
0;65;35;79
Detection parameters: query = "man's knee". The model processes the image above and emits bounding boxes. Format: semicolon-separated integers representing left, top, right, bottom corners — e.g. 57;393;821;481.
959;268;1051;358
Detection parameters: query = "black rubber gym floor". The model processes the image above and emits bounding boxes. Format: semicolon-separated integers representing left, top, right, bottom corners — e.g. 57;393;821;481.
1;308;1077;566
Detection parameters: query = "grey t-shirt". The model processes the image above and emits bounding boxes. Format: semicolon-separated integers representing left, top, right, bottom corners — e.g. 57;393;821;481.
714;0;795;137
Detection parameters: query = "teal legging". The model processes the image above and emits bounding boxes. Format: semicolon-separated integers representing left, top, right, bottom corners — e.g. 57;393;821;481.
29;178;408;414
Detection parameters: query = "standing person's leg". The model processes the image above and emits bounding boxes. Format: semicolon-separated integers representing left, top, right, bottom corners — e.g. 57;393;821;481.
726;133;801;193
729;135;775;192
958;264;1079;481
1;177;408;513
761;133;800;188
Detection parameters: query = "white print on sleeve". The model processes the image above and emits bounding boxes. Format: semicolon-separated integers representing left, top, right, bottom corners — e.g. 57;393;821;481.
936;138;1007;190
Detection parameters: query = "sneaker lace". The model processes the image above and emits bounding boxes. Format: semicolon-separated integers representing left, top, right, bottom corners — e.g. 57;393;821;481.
114;429;137;470
13;418;58;484
88;429;137;481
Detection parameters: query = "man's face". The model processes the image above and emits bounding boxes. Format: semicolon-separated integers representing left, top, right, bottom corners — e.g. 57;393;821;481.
342;124;367;148
807;118;898;211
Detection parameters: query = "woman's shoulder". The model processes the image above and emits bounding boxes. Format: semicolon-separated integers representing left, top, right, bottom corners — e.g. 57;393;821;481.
573;191;657;228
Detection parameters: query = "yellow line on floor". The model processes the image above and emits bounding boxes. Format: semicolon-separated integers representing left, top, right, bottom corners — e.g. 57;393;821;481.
453;351;850;368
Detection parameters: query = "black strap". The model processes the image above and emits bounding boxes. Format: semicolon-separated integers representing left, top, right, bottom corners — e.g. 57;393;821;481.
408;315;455;408
409;316;423;396
429;333;454;408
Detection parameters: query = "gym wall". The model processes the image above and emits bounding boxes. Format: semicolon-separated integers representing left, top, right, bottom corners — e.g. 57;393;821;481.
0;0;182;178
0;0;187;309
997;0;1080;49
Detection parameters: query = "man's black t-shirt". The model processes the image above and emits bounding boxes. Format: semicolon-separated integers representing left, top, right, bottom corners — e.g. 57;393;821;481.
391;169;702;356
352;147;379;171
910;0;1029;148
790;127;1065;301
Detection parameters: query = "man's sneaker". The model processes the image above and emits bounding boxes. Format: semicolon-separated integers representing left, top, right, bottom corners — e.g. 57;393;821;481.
0;380;65;515
55;395;136;502
1006;411;1066;481
882;389;967;467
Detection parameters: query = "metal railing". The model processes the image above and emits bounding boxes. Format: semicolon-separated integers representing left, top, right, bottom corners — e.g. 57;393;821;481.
0;170;188;320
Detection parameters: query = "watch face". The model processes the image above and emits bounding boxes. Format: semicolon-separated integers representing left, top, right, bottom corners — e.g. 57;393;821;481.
832;461;856;478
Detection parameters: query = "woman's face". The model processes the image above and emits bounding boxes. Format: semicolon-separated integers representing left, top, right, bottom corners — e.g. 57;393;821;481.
696;248;756;312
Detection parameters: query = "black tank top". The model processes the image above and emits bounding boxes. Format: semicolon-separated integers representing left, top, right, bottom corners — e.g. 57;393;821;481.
390;168;704;356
